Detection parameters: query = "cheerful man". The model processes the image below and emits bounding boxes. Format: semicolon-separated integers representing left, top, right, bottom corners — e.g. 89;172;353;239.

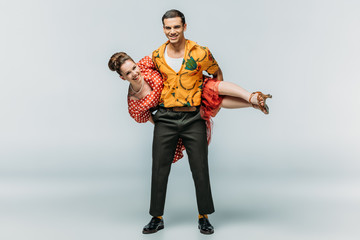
142;9;223;235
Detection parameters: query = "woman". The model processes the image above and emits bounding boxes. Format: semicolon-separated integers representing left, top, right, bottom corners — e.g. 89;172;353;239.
108;52;272;162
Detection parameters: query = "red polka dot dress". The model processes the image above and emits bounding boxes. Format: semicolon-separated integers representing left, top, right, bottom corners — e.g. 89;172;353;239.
127;56;162;123
127;56;185;163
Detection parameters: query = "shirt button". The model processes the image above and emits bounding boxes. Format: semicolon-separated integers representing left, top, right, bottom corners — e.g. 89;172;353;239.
176;73;179;75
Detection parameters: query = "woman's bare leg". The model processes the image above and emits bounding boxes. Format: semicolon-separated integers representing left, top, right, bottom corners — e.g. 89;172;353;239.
217;81;264;106
220;96;252;109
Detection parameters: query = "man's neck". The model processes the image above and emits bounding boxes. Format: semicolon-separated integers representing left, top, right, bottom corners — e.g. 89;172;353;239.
167;39;186;58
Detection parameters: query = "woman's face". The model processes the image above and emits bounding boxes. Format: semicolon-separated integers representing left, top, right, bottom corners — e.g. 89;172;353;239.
119;60;142;83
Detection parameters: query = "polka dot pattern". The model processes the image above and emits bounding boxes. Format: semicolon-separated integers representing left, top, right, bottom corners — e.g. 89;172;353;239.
173;138;185;163
128;56;163;123
127;56;184;163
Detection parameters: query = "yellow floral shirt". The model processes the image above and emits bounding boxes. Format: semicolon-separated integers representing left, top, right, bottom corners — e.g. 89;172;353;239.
152;40;219;108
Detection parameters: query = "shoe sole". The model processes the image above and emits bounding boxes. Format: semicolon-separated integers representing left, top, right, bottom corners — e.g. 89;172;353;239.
142;225;164;234
199;226;214;235
199;229;214;234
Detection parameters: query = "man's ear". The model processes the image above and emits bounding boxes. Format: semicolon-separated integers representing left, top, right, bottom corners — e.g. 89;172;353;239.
119;74;125;80
183;23;187;31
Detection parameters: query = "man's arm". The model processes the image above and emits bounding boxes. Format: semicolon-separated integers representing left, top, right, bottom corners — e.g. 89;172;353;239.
212;67;223;81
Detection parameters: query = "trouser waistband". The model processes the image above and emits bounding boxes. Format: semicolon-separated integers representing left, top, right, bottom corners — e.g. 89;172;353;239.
159;106;199;112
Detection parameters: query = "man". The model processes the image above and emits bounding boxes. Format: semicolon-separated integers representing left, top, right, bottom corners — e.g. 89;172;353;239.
142;9;223;235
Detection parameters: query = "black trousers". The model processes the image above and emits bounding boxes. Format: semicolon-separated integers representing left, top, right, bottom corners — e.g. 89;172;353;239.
149;107;215;216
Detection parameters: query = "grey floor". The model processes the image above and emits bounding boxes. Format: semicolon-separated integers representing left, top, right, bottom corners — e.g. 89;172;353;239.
1;163;360;240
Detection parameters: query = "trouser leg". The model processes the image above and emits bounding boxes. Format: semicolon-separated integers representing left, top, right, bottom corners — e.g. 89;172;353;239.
149;110;179;216
180;112;215;215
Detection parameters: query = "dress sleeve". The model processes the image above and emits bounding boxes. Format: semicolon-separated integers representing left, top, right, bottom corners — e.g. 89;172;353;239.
137;56;156;71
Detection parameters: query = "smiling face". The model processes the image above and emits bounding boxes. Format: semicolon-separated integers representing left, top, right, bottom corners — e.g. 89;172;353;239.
163;17;187;44
119;60;142;84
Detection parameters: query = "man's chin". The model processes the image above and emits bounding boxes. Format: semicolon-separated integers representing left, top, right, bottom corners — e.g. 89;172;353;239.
168;37;178;43
171;40;182;45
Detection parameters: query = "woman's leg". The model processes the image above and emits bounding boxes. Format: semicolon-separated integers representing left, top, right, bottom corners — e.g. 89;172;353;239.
217;81;264;106
220;96;251;109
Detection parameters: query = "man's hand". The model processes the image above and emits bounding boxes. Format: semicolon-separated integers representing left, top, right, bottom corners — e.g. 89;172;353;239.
213;67;223;81
149;115;154;124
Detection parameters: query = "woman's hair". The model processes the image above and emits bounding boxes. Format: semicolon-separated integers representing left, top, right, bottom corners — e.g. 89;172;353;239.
108;52;134;76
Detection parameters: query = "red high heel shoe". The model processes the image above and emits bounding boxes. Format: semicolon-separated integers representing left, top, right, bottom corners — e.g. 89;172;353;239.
249;91;272;114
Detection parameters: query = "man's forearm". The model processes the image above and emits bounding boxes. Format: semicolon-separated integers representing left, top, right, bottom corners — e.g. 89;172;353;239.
213;67;223;81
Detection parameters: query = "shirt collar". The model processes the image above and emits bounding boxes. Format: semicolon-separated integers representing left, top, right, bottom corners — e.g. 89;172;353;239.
160;39;197;59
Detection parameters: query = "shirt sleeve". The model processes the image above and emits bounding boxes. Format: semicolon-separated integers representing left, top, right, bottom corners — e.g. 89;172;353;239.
202;47;219;76
151;49;161;71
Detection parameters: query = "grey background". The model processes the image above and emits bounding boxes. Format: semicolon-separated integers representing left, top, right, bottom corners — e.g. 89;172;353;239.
1;0;359;239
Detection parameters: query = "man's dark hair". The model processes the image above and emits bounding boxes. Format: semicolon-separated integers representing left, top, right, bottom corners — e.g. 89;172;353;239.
162;9;186;25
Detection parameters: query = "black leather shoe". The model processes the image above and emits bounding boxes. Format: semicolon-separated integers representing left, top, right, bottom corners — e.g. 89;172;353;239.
198;217;214;234
142;217;164;234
